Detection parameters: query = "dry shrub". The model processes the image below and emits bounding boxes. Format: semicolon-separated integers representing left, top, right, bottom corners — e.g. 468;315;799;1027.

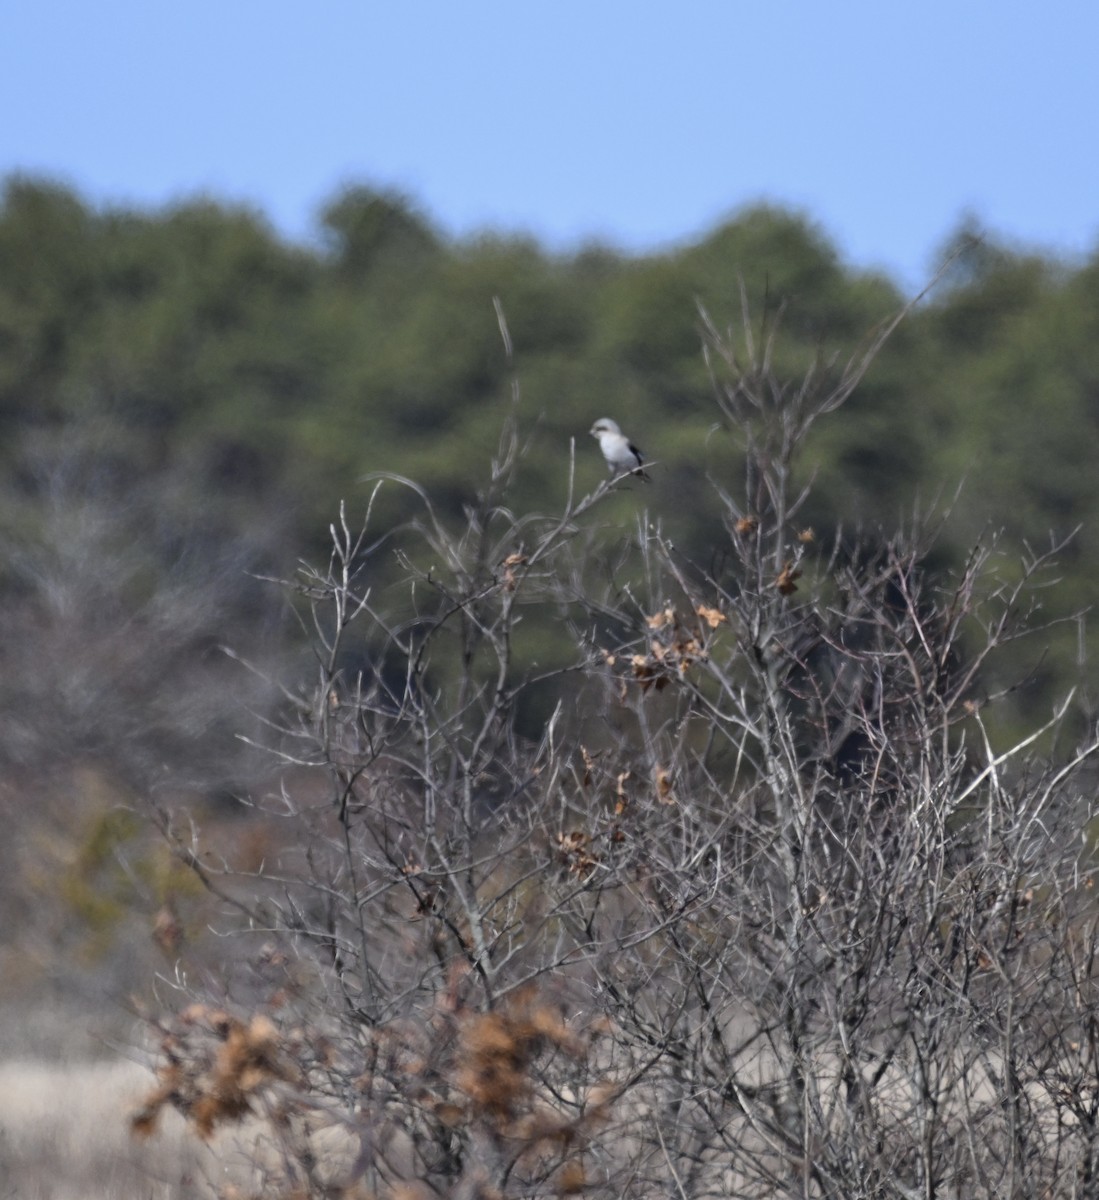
133;1006;305;1141
132;296;1099;1198
136;987;608;1198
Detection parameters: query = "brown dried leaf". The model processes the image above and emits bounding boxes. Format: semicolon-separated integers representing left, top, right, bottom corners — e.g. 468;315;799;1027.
630;655;658;693
557;831;600;876
646;607;676;630
501;552;527;592
775;562;802;595
558;1159;587;1194
455;1012;527;1118
434;1101;467;1128
528;1005;583;1053
696;604;727;628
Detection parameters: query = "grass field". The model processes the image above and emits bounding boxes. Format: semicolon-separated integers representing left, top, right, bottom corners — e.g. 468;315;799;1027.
0;1057;250;1199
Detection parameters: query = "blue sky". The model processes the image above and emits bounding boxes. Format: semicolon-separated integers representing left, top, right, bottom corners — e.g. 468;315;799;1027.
2;1;1095;289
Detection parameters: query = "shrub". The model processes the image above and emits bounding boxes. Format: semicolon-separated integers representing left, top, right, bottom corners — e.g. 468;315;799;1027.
139;297;1099;1199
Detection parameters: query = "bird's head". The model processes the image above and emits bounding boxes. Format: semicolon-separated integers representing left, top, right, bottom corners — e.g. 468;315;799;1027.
590;418;621;438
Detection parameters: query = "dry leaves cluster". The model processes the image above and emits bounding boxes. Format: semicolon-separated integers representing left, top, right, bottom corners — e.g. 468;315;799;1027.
135;987;614;1198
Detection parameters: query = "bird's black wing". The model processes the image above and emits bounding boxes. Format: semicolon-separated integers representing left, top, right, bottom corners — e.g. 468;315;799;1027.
628;442;650;480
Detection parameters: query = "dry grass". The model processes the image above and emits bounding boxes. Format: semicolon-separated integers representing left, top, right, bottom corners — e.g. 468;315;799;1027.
0;1056;267;1199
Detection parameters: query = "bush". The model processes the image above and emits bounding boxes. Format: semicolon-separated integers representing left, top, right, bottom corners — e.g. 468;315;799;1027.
138;298;1099;1199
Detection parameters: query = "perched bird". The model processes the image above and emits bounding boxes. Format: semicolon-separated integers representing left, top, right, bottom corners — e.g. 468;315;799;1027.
589;417;648;480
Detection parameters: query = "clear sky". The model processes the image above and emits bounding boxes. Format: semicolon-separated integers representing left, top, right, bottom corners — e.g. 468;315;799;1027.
2;1;1095;289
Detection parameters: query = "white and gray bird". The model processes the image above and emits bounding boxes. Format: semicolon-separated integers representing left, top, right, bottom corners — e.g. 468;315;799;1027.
589;417;648;480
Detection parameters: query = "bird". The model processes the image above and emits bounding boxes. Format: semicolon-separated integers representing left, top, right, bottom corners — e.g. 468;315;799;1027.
589;417;648;480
